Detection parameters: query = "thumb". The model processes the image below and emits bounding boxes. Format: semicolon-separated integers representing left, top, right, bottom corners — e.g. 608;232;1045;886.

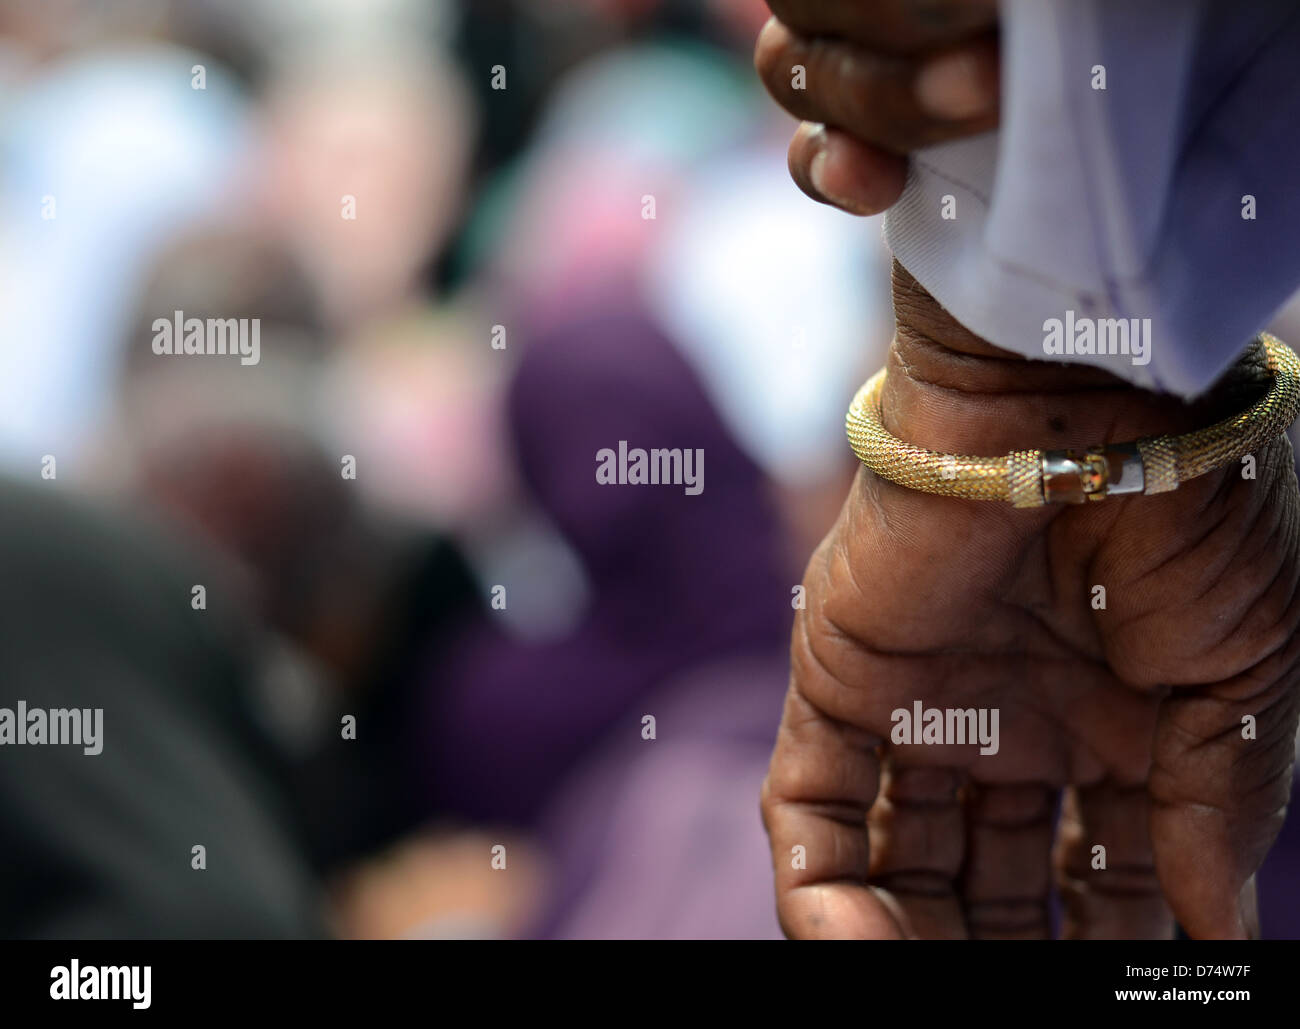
1147;660;1300;939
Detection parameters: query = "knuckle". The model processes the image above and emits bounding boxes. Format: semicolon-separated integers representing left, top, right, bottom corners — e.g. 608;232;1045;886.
753;17;796;89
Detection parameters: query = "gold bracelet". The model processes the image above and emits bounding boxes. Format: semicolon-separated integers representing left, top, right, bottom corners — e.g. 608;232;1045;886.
845;333;1300;508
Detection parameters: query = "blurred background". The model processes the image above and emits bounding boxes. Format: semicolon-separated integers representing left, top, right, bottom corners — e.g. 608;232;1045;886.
0;0;1296;939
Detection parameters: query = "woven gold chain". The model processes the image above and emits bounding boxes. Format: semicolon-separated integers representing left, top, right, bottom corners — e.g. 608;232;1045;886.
845;333;1300;508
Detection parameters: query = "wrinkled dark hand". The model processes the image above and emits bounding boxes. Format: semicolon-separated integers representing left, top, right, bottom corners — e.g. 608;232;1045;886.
755;0;999;214
761;264;1300;939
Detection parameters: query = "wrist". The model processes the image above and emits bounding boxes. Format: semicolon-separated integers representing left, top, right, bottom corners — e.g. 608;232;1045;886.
880;262;1270;461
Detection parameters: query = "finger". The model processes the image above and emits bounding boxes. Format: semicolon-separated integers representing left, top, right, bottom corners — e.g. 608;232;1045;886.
867;762;968;938
958;783;1056;939
788;122;907;215
764;0;997;56
755;19;1000;153
1055;781;1173;940
1147;648;1300;939
761;608;905;939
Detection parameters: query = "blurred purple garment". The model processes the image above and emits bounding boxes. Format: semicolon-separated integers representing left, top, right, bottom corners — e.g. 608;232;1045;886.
1259;779;1300;939
533;652;788;940
416;299;793;827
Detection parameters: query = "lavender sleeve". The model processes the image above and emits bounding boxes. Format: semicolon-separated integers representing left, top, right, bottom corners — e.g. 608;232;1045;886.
884;0;1300;397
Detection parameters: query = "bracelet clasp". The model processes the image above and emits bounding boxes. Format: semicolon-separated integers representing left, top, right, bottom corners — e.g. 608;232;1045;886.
1042;444;1145;504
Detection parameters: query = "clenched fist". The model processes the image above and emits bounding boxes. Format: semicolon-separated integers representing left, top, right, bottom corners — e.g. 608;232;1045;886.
755;0;1000;214
761;264;1300;939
